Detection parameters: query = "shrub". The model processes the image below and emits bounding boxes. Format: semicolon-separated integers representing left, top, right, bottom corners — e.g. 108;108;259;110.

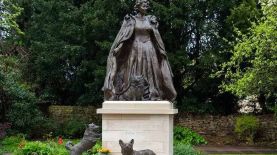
20;141;68;155
174;126;207;146
1;135;24;146
92;140;102;154
235;115;259;144
0;135;25;154
62;118;87;138
13;139;98;155
174;144;202;155
22;141;53;155
0;56;44;136
30;118;61;139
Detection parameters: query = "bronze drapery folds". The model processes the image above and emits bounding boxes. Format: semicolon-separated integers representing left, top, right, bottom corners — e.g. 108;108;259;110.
103;0;176;101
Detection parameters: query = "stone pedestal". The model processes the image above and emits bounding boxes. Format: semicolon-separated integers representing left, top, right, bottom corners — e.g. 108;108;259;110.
97;101;178;155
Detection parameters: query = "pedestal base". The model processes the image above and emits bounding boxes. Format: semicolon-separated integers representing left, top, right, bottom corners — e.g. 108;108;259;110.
97;101;178;155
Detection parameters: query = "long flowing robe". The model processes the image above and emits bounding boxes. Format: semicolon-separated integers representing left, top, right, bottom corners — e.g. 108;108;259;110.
103;14;177;101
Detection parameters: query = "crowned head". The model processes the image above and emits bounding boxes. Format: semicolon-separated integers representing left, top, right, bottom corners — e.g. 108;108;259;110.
134;0;150;14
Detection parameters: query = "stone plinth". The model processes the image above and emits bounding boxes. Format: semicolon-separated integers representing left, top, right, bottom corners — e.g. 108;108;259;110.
97;101;178;155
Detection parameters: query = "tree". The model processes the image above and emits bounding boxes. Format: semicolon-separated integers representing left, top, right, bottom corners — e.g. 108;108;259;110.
0;0;23;39
0;0;24;57
219;0;276;109
0;56;44;134
227;0;261;34
17;0;270;114
0;1;44;134
24;0;133;105
151;0;241;113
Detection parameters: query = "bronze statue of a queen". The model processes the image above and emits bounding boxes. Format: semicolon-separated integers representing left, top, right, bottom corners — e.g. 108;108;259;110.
103;0;177;101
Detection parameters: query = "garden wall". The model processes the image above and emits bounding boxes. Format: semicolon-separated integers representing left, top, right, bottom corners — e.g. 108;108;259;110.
176;114;277;146
47;106;277;145
48;105;101;124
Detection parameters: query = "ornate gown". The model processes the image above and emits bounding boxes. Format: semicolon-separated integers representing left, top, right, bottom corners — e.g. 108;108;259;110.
103;14;177;101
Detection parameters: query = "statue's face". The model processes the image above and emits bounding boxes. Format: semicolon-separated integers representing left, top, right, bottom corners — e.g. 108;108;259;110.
138;0;150;14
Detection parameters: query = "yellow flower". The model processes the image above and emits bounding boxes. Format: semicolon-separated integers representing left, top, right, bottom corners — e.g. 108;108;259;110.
98;147;111;153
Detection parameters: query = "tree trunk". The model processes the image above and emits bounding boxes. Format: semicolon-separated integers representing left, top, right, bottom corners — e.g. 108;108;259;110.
258;93;267;114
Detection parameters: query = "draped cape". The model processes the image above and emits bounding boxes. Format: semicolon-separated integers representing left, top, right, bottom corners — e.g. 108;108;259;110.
103;14;176;101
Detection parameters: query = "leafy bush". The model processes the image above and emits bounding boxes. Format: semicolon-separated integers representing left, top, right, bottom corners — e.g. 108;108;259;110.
1;135;24;146
174;144;202;155
20;141;68;155
62;118;87;138
10;139;99;155
27;117;89;139
178;97;218;114
30;118;61;139
174;126;207;146
92;140;102;154
0;56;44;136
235;115;259;144
22;141;53;155
0;135;25;154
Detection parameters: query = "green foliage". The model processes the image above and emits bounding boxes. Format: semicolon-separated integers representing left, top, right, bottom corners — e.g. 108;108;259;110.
219;0;277;98
61;118;87;138
1;0;272;115
0;0;24;38
227;0;261;34
22;141;52;155
174;126;207;146
178;97;218;114
235;115;260;144
83;140;102;155
160;0;241;114
0;135;25;154
0;56;44;135
4;140;101;155
1;135;23;145
92;140;102;155
0;136;100;155
21;141;68;155
24;0;132;105
30;118;61;139
17;0;244;114
174;144;202;155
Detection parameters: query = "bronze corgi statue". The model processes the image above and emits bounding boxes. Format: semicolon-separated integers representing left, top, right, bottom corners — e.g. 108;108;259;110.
119;139;156;155
66;123;101;155
115;75;150;101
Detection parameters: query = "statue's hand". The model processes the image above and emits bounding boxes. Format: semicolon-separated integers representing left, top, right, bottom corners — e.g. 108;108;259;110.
113;43;123;56
113;48;120;56
113;49;118;56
